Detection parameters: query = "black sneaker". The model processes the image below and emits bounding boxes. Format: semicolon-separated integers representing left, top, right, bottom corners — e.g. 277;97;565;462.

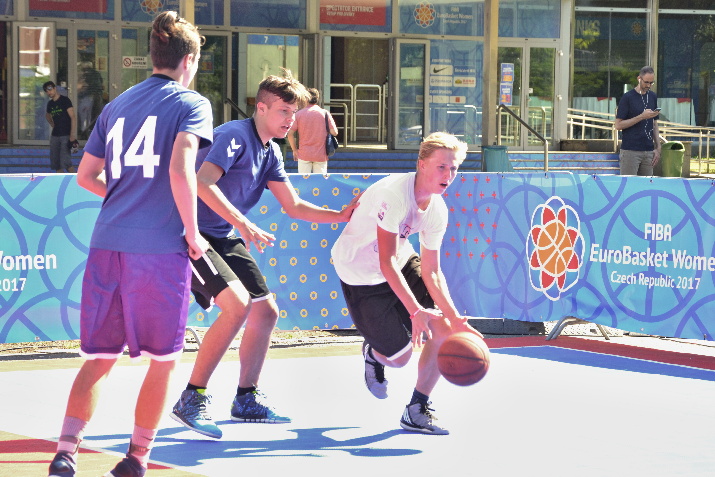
103;455;146;477
48;452;76;477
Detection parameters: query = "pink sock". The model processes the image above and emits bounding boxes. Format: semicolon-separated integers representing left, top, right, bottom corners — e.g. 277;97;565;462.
57;416;87;456
128;425;157;468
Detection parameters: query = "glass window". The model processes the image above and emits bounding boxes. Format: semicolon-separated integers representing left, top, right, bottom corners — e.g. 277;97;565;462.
572;11;647;108
17;24;53;142
659;0;713;9
122;0;179;22
398;0;482;37
499;0;560;39
120;28;152;94
77;30;109;140
575;0;647;7
658;12;715;126
231;0;306;29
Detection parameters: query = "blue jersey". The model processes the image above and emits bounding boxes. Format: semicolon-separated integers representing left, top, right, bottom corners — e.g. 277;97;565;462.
197;118;289;238
616;88;659;151
84;74;213;253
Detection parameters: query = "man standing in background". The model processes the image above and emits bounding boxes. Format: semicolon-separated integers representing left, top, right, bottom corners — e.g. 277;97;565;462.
615;66;661;176
44;80;77;173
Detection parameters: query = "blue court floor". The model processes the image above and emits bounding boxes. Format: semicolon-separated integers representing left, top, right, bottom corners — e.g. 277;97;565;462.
2;335;715;477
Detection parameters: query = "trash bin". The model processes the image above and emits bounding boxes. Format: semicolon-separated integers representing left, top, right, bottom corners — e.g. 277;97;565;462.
483;145;512;172
659;141;685;177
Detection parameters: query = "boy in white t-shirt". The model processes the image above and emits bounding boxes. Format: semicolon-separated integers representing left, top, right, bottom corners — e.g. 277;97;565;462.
331;132;481;435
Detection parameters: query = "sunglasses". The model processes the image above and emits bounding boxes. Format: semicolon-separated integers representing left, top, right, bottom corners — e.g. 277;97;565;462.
44;86;55;92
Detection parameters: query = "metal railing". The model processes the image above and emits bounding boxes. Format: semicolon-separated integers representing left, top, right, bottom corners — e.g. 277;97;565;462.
497;104;549;172
330;83;386;144
224;97;249;119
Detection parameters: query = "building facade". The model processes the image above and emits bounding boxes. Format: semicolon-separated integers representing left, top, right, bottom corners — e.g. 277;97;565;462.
0;0;713;151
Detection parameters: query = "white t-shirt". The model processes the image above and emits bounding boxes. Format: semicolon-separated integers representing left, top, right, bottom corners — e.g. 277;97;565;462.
331;172;448;286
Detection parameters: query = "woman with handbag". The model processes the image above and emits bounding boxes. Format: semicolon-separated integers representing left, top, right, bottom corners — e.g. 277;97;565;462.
287;87;339;174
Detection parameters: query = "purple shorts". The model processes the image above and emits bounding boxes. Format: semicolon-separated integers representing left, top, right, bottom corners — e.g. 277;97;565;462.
80;248;191;360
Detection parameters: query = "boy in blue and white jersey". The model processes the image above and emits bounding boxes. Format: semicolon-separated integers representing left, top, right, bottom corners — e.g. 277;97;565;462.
48;11;212;477
169;71;359;439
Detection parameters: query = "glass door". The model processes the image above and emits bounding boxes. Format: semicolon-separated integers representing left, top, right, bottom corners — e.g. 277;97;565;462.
76;28;110;140
497;46;522;148
391;39;429;149
13;22;55;144
497;44;556;150
527;48;555;147
196;33;229;127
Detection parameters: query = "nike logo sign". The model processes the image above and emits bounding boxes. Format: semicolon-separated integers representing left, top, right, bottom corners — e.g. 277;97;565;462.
432;66;449;74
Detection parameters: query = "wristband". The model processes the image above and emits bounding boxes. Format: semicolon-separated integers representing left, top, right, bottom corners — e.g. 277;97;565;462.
410;308;423;320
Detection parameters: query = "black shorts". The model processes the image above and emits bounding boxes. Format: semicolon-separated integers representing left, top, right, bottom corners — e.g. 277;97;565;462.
190;233;270;310
340;254;435;360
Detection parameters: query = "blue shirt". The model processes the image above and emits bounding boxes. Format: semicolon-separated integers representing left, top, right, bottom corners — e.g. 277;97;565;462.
197;118;289;239
616;88;659;151
84;74;213;253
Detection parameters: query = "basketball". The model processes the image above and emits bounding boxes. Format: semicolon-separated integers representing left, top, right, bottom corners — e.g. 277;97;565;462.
437;332;490;386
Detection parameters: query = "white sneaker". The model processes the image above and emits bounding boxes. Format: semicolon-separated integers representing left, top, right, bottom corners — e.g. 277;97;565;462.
362;341;388;399
400;401;449;435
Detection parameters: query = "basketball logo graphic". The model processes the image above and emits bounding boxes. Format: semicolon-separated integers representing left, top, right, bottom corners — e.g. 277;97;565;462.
414;2;436;28
527;196;585;301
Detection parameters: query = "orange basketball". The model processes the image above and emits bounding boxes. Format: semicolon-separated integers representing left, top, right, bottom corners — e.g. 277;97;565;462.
437;332;490;386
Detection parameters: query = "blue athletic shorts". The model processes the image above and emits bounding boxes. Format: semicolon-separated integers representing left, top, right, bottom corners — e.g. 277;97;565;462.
79;248;191;360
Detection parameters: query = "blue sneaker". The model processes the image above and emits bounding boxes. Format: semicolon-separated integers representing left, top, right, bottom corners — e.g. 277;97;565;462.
48;452;76;477
170;389;223;439
230;390;291;423
103;455;145;477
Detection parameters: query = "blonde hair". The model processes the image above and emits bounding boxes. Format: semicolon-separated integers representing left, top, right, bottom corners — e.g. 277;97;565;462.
417;132;468;167
150;11;205;70
256;69;310;109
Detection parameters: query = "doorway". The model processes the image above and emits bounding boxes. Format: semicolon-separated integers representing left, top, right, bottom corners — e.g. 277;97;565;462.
497;42;557;150
328;37;389;145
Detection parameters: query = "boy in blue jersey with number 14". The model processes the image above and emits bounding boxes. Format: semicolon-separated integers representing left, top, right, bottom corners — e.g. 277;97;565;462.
48;11;213;477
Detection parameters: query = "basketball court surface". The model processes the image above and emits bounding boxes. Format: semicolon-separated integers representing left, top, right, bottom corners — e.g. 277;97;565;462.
2;334;715;476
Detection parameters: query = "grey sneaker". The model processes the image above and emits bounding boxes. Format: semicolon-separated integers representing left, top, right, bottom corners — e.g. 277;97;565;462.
399;402;449;435
48;452;76;477
362;341;388;399
170;389;222;439
230;390;291;423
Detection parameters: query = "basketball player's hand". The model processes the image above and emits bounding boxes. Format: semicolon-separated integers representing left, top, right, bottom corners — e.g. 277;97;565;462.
187;234;209;260
337;192;362;222
411;308;443;348
235;220;276;253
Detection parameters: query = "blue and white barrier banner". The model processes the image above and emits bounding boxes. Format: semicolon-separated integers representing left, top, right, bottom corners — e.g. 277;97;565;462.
1;172;714;343
443;173;715;340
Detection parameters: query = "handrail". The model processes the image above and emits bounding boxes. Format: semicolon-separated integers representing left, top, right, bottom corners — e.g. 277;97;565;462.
224;97;249;119
324;101;349;148
496;104;549;172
